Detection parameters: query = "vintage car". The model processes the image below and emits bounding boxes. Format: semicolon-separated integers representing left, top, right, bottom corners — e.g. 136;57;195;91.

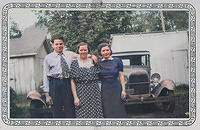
27;86;53;118
112;51;175;113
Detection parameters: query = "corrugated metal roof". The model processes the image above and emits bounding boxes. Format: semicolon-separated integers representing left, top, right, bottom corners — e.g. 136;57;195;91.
10;25;48;57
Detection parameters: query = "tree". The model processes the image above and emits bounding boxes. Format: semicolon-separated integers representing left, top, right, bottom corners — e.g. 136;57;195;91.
35;10;188;52
35;10;135;52
131;11;162;32
10;21;22;39
163;11;189;31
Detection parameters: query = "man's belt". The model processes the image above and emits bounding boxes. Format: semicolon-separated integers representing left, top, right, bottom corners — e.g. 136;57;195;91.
48;74;69;79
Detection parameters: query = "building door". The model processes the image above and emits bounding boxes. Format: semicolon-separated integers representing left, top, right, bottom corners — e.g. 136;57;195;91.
172;49;189;85
9;59;17;90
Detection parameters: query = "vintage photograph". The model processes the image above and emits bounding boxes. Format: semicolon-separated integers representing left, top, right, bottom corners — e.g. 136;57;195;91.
1;2;196;127
9;9;189;118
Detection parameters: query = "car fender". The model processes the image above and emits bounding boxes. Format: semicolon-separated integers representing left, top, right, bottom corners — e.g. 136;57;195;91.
27;90;47;108
152;79;175;97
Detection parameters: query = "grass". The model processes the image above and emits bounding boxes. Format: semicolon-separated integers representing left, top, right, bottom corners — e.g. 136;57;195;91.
10;84;189;118
10;88;31;118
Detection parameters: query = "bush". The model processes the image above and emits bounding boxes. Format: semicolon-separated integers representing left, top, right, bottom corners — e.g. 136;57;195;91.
10;88;29;118
175;84;189;90
175;84;189;97
10;88;18;117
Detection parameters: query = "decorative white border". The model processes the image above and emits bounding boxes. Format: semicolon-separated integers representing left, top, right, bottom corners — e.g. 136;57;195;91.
1;3;196;126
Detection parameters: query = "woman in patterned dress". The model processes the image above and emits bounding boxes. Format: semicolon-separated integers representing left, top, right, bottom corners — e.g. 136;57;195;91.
98;43;127;118
70;42;103;118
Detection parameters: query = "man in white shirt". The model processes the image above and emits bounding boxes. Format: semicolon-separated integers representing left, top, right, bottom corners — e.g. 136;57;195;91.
43;36;77;118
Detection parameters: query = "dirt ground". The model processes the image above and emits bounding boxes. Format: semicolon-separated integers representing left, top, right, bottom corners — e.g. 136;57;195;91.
126;94;189;118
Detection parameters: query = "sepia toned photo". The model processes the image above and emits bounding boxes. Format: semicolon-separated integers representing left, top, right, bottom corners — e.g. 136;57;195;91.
1;1;197;128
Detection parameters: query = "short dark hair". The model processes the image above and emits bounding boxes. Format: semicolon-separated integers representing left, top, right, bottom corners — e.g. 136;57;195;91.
51;35;64;43
76;42;90;54
97;43;112;56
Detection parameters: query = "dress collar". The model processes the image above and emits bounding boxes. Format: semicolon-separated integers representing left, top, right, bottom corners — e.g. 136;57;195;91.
102;56;114;61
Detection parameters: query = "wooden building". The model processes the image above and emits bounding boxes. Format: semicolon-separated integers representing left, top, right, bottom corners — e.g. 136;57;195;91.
9;25;51;94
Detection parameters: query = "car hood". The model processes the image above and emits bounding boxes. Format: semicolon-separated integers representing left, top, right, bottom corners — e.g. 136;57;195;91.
124;66;150;83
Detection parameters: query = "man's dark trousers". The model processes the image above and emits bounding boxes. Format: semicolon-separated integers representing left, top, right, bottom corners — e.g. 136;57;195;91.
49;77;75;118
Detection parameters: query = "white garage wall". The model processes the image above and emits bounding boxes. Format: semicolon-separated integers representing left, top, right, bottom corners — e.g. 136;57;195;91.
111;31;189;85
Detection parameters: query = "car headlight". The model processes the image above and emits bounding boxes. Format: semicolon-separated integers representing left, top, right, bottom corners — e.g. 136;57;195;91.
151;73;161;83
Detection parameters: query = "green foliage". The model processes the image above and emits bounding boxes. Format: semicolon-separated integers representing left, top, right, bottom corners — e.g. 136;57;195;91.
35;10;188;52
10;88;18;117
175;84;189;91
175;84;189;97
163;11;189;31
10;21;22;39
10;88;29;118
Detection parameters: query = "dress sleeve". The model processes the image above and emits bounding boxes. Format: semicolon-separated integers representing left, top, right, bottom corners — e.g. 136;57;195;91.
69;60;77;79
94;61;101;73
117;58;123;72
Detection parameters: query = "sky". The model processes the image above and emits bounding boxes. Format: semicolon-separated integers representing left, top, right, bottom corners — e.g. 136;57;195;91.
9;9;38;31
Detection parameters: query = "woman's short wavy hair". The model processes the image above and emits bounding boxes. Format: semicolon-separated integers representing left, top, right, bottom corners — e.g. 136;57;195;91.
76;42;90;54
97;43;112;56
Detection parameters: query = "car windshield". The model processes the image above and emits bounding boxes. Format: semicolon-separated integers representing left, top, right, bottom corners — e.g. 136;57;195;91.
117;55;149;66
